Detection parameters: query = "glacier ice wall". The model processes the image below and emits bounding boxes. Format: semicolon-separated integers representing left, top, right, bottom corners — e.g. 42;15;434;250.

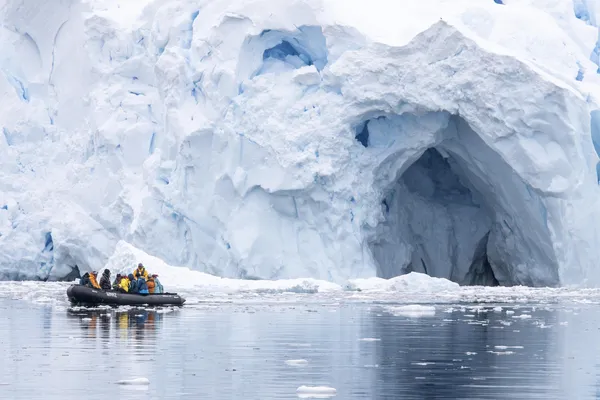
2;0;600;286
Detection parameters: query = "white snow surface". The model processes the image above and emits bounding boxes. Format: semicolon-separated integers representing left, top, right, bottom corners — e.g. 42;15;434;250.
2;0;600;287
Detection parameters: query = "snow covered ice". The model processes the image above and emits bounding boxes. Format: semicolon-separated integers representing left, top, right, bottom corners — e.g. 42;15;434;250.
2;0;600;287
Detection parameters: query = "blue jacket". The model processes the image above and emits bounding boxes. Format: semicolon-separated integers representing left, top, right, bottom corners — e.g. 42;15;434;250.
128;278;139;293
137;277;149;294
127;274;139;293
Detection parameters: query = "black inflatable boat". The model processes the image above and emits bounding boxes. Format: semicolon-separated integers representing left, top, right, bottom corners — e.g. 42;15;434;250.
67;284;185;307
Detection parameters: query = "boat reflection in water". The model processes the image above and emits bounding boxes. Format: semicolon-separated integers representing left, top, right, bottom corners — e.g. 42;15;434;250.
66;307;176;341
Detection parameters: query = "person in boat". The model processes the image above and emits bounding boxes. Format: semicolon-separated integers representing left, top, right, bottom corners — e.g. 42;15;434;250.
146;274;165;294
90;271;101;289
79;272;91;287
153;274;164;294
133;263;149;280
146;275;156;294
112;274;122;290
128;273;139;293
117;275;130;293
112;274;129;293
136;275;149;294
99;269;112;291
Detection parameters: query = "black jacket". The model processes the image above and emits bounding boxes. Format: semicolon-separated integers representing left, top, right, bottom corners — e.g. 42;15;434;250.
99;271;112;291
80;272;91;287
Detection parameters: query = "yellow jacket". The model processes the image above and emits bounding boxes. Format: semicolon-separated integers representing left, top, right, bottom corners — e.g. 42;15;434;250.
118;277;130;292
133;266;149;280
89;273;101;289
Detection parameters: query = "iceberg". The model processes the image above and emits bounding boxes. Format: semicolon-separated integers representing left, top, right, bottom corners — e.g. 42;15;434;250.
1;0;600;287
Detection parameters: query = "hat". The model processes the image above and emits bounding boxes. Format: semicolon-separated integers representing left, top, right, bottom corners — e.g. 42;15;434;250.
151;274;158;277
138;263;144;267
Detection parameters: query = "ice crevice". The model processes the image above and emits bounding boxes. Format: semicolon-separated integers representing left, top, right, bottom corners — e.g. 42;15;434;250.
239;25;328;80
1;0;600;287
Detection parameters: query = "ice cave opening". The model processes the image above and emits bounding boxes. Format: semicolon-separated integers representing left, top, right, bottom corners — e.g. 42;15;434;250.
368;115;559;287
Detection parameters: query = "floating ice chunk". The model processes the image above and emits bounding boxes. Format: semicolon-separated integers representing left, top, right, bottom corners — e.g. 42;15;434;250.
359;338;381;342
493;307;503;312
116;378;150;385
494;345;524;349
487;351;515;355
285;359;308;366
347;273;458;293
296;386;337;398
512;314;532;319
385;305;436;318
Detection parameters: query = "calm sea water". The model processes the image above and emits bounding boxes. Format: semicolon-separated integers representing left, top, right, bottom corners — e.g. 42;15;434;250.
0;285;599;399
